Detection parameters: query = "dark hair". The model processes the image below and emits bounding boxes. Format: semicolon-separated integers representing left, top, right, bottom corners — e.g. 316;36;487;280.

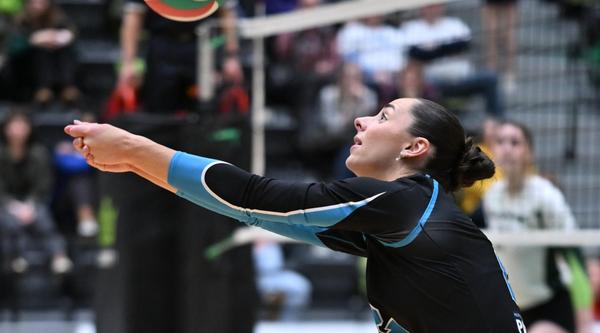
408;99;495;192
1;107;34;146
17;0;67;30
498;119;534;152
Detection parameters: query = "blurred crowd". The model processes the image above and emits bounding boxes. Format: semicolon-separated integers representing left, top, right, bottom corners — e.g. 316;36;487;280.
0;0;598;330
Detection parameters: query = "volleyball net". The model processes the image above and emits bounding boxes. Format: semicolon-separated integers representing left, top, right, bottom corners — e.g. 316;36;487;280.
192;0;600;252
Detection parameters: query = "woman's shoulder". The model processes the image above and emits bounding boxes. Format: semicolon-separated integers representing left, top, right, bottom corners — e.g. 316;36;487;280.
333;174;422;194
526;174;558;191
526;174;565;200
394;174;438;195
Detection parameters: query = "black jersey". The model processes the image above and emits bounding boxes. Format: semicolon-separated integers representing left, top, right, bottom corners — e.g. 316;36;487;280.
168;152;526;333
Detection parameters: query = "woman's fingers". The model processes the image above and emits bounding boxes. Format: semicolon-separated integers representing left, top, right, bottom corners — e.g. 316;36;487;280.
86;153;94;164
73;137;83;150
64;122;92;138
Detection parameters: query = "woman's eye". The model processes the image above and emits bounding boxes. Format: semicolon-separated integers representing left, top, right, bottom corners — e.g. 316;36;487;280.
379;112;388;121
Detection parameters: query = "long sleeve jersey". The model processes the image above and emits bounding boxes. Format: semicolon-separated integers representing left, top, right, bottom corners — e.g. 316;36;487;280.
168;152;525;333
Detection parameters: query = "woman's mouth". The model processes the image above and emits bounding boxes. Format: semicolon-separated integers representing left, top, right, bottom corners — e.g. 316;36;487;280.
351;136;362;151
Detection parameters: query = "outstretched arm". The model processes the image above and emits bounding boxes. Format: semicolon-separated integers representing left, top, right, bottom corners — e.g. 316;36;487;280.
63;122;354;249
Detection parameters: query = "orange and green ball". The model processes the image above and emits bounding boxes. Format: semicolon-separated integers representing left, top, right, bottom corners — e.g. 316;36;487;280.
144;0;221;22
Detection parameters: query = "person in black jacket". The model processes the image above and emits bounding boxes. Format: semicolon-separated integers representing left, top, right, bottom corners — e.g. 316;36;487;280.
402;4;504;118
0;110;71;274
6;0;79;104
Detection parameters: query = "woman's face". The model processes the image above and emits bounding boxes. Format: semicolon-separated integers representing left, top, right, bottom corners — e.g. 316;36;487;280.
26;0;50;17
346;98;418;178
493;124;532;177
4;116;32;146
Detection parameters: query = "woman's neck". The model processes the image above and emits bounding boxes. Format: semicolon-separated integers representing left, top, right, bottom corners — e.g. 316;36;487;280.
373;165;418;182
506;173;526;195
8;142;26;161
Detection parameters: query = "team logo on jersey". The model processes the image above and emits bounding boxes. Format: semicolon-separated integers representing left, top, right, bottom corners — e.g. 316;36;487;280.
370;305;410;333
144;0;220;22
515;312;527;333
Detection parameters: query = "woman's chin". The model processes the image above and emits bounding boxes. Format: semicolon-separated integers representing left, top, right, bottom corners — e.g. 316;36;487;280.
345;158;363;177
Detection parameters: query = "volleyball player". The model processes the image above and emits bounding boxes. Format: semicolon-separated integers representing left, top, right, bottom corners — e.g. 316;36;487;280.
65;98;526;332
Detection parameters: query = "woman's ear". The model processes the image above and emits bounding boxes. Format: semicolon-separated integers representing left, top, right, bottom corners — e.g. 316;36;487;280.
401;137;430;159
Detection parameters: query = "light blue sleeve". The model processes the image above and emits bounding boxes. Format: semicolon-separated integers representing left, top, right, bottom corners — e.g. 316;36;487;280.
167;151;327;246
250;220;326;247
167;151;381;227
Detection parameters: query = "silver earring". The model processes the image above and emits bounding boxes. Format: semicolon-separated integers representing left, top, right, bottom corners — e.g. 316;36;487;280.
395;156;401;162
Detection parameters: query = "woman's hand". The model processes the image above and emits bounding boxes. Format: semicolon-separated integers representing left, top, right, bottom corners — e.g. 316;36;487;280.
8;201;36;225
64;121;137;172
30;29;57;49
64;120;177;191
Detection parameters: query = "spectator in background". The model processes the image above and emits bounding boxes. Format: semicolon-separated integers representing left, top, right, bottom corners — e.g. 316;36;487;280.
216;56;250;116
0;110;71;274
253;241;311;321
118;0;238;113
265;0;297;15
116;6;258;333
336;15;405;104
315;63;377;179
269;0;339;115
482;0;519;94
484;120;594;333
6;0;78;105
402;4;504;118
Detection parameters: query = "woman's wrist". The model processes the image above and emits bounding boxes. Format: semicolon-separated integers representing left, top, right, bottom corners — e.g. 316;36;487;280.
124;133;176;181
124;134;152;166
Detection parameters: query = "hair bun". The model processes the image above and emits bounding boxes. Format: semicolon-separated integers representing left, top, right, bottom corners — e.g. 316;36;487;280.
453;137;495;189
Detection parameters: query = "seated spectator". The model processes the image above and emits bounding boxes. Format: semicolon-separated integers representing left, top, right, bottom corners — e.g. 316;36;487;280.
314;63;377;179
336;15;405;103
482;0;520;94
269;0;339;114
253;241;311;321
483;120;593;333
0;109;71;274
402;4;504;118
216;56;250;117
5;0;78;105
265;0;297;15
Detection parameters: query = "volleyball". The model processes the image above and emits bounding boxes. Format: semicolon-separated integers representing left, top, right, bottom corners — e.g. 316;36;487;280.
144;0;220;22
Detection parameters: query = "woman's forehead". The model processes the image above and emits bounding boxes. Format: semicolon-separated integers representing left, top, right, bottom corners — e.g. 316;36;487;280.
387;98;419;116
498;124;524;137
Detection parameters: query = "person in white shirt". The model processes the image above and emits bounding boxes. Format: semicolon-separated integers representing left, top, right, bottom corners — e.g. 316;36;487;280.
402;4;504;117
484;120;594;333
336;15;405;103
253;241;312;321
316;63;378;178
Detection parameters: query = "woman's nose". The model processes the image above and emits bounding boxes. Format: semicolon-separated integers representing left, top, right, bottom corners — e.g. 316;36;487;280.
354;117;367;131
